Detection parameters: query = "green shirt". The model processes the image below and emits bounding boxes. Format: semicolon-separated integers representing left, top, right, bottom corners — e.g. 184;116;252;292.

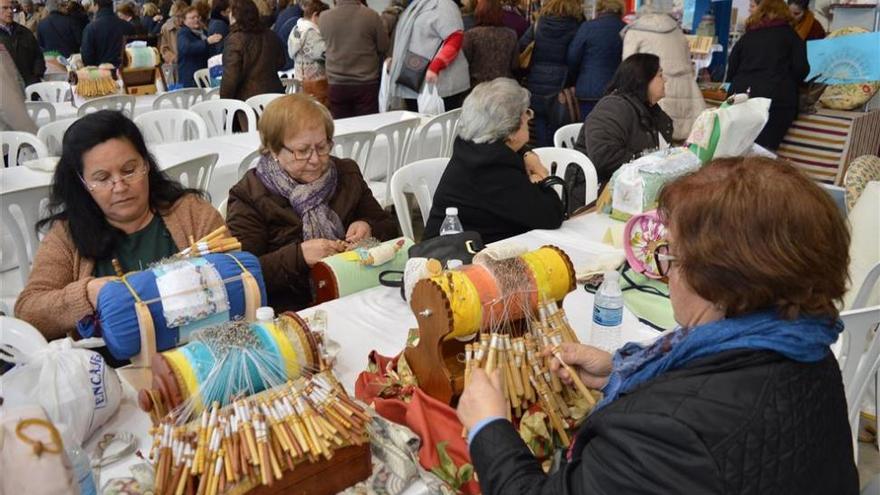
93;214;179;277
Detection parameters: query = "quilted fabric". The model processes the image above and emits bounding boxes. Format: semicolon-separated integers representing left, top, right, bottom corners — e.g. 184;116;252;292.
844;154;880;211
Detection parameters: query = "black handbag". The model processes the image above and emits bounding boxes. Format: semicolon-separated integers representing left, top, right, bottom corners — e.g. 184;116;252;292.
379;231;486;299
396;50;432;92
538;175;570;219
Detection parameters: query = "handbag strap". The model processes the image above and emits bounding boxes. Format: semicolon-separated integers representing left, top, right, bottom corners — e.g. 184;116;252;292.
539;175;569;219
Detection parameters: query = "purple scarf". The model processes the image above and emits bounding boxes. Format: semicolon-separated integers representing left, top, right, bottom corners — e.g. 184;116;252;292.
254;153;345;240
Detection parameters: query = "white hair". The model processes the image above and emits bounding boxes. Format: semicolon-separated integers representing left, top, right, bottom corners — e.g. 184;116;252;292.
457;78;530;144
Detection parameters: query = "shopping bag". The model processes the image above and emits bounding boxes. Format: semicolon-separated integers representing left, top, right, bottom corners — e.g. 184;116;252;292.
379;59;392;113
417;83;445;116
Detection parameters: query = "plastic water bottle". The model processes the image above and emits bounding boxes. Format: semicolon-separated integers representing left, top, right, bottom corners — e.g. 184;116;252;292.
439;207;463;236
591;271;623;352
67;445;97;495
256;306;275;324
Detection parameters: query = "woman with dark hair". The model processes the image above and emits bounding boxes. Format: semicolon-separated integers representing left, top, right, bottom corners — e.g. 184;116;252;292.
458;156;858;493
207;0;230;56
220;0;284;106
461;0;518;87
116;2;147;35
177;6;223;87
728;0;808;150
788;0;825;40
15;111;224;341
574;53;672;184
566;0;625;118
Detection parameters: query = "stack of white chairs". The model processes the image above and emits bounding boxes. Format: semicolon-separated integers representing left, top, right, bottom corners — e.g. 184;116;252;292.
134;109;208;144
369;118;421;208
389;158;450;239
191;99;257;136
36;118;78;156
153;88;204;110
0;132;49;167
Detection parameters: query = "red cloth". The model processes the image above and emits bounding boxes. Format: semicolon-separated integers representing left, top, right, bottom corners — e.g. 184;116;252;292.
428;31;463;74
356;351;480;494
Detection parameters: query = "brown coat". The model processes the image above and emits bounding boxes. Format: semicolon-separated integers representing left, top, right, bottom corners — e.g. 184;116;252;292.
318;0;389;84
226;157;397;312
219;26;284;101
14;194;224;341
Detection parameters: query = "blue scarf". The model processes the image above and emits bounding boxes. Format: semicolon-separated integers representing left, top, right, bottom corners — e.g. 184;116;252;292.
594;310;843;412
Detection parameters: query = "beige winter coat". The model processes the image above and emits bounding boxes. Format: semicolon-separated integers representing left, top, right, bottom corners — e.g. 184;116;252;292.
622;13;704;141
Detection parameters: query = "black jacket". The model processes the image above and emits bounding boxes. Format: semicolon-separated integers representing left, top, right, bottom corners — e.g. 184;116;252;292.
575;92;673;183
518;15;580;113
471;349;858;495
36;12;82;57
727;24;808;110
424;138;565;244
80;7;134;66
0;21;45;85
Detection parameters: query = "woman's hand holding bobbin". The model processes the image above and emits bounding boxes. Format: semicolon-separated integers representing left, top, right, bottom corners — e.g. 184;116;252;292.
544;343;613;390
301;239;346;266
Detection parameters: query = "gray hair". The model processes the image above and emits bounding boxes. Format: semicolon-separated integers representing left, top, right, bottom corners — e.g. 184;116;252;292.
458;78;530;144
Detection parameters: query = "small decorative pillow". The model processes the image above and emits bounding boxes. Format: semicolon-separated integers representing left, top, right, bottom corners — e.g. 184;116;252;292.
844;155;880;211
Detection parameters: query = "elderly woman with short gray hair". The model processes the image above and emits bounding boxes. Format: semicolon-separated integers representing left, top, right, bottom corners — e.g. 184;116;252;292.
423;78;565;243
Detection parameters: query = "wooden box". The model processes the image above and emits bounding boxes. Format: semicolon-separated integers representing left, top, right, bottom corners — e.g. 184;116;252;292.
240;443;372;495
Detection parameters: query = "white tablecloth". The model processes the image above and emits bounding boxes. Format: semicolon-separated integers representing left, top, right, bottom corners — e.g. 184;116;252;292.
86;213;660;485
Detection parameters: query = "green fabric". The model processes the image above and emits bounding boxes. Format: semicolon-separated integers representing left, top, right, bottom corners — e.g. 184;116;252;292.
618;268;677;331
93;215;179;277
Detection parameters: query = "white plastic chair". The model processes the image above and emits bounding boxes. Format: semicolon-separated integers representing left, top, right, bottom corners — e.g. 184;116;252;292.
25;101;56;123
553;123;583;149
0;131;49;167
77;94;136;118
194;68;212;89
237;149;261;180
25;81;71;102
36;118;77;156
0;184;53;288
532;147;599;206
841;305;880;463
245;93;284;119
277;69;296;80
414;108;461;160
390;158;450;240
152;88;204;109
134;109;208;144
370;118;421;208
163;153;218;192
190;99;257;137
0;315;48;358
333;131;375;172
203;87;221;100
218;197;229;220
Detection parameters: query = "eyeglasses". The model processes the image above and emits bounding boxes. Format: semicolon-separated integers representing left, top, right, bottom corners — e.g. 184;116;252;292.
654;243;678;278
281;140;333;162
79;162;149;192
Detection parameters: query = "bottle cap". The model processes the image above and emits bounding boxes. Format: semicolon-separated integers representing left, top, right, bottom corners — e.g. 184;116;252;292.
256;306;275;322
447;259;463;270
603;270;620;281
445;207;458;216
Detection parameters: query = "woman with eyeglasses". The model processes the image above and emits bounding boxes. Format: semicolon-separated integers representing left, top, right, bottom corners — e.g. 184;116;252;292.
15;111;224;342
423;78;565;243
225;94;396;312
457;156;858;493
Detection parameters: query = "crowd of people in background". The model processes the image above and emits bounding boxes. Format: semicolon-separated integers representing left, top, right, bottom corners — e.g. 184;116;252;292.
2;0;822;157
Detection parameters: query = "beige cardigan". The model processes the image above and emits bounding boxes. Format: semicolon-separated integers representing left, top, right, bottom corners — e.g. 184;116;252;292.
14;194;224;341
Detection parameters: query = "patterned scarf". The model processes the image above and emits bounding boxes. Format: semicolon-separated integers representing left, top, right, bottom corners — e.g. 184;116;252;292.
254;153;345;240
596;310;842;413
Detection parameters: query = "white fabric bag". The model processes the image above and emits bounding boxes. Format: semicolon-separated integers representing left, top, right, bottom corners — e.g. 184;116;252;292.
417;83;444;116
1;337;122;446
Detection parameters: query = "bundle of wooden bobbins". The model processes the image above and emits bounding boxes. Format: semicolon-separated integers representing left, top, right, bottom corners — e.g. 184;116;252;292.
405;245;586;407
147;372;372;495
138;312;323;424
462;303;597;444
